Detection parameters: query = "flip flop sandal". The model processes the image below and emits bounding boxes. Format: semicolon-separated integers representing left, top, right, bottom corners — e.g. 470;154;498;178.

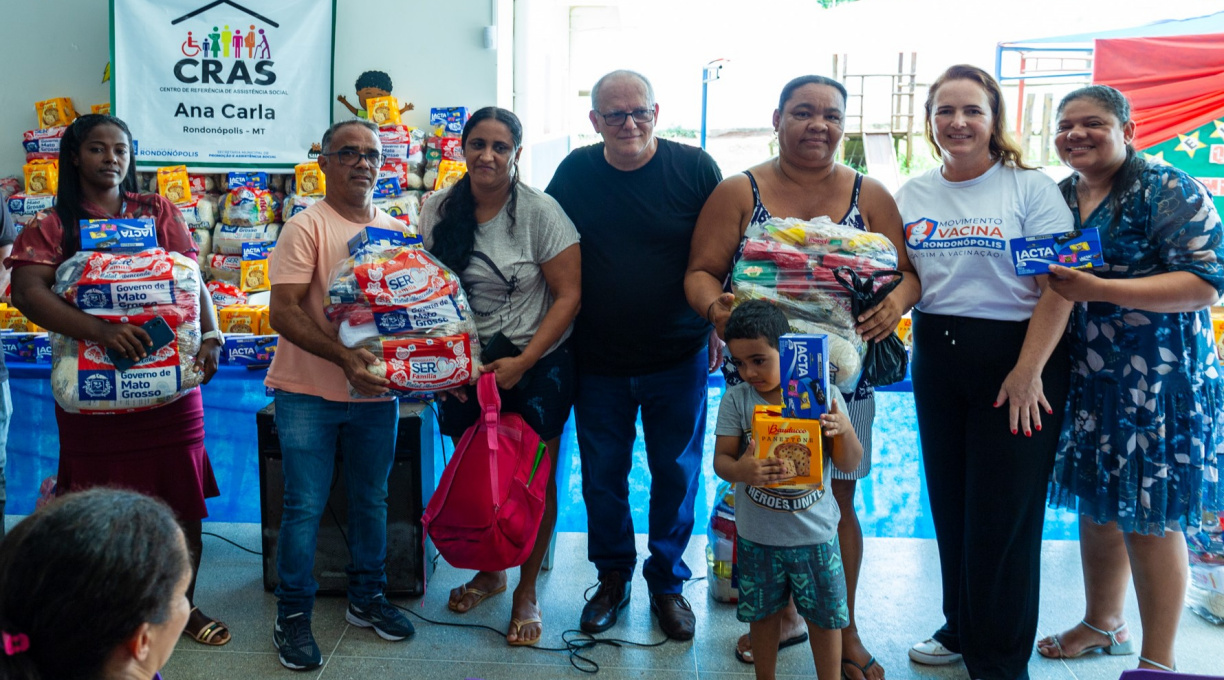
448;582;507;613
1037;620;1133;659
182;607;231;646
842;655;879;680
735;631;809;664
507;617;542;647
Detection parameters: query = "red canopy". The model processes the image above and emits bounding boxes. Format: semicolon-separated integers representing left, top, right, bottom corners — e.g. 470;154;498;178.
1093;33;1224;150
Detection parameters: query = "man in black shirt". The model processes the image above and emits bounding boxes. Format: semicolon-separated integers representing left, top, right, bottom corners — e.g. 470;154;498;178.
546;70;722;641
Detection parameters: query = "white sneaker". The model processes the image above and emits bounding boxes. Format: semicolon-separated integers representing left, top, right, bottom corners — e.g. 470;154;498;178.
909;638;963;665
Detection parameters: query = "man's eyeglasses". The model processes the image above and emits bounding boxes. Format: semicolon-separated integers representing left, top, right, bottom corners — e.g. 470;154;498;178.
321;149;384;167
596;108;655;127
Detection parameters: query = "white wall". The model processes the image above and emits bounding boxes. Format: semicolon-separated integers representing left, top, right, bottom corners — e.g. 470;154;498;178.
0;0;504;174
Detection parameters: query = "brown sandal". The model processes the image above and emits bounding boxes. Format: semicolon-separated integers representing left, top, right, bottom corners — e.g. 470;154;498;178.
182;607;231;646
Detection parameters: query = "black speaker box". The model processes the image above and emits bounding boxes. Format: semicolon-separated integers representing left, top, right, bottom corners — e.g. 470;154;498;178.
258;401;438;596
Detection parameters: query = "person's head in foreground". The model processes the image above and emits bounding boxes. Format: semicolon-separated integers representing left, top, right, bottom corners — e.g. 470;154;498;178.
0;488;192;680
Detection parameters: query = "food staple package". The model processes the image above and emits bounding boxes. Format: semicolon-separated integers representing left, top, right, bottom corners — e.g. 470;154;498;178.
294;162;325;197
50;248;203;414
156;165;193;206
732;216;897;391
180;198;217;231
213;221;280;254
220;186;276;226
281;194;317;222
1188;511;1224;624
326;238;479;396
705;481;739;603
22;127;65;160
373;194;420;227
23;160;58;196
206;280;247;308
208;252;241;284
34;98;77;128
366;96;402;126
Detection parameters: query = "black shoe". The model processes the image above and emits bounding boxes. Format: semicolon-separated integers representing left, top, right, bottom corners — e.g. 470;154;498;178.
273;612;322;671
580;572;631;633
651;593;695;641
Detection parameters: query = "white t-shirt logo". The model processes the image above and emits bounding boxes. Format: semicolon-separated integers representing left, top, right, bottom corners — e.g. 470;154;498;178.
906;218;937;248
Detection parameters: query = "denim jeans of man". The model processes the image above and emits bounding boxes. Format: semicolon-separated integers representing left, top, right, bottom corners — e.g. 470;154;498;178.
273;390;399;617
574;349;707;595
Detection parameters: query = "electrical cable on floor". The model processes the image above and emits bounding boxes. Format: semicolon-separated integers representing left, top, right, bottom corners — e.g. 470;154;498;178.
387;574;708;673
270;401;707;674
201;531;262;555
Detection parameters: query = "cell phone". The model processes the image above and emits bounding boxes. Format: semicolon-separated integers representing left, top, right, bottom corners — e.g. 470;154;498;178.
481;331;522;363
108;316;174;371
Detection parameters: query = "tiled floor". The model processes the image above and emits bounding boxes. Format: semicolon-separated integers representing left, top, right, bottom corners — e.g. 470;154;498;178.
158;525;1223;679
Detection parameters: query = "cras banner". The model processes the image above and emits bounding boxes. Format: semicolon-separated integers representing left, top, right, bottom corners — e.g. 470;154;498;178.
111;0;334;170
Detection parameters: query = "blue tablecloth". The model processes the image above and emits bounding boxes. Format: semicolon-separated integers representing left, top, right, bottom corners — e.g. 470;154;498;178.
5;363;923;530
7;364;273;521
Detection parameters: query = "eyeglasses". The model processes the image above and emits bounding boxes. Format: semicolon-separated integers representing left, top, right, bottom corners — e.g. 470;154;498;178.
321;149;384;167
596;108;655;127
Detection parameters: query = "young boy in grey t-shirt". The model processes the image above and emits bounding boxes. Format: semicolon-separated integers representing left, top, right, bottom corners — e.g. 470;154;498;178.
713;300;863;680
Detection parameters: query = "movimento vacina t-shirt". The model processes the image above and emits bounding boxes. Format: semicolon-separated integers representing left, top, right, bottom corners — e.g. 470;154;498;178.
895;162;1072;322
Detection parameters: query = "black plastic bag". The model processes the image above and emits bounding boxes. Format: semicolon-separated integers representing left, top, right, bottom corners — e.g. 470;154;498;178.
832;267;908;387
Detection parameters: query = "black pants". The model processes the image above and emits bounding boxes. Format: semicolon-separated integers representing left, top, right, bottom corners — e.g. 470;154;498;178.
911;310;1069;680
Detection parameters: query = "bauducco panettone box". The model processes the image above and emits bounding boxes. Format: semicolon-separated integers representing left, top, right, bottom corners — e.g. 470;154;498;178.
751;404;823;490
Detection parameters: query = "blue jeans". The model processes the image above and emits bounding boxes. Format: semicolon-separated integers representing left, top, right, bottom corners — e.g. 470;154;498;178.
574;349;707;594
273;390;399;617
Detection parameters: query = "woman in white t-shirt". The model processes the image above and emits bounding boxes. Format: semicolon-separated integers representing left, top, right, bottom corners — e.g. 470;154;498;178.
418;107;582;647
894;65;1074;680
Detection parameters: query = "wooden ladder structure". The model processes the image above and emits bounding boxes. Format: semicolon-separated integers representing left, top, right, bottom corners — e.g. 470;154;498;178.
835;52;919;183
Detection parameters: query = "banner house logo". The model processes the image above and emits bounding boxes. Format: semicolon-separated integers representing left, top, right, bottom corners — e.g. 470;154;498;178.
172;1;278;96
904;217;1006;251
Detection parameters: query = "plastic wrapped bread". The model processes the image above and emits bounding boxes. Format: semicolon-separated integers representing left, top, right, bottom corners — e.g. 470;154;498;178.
213;222;280;255
281;194;316;223
50;248;203;413
220;186;276;226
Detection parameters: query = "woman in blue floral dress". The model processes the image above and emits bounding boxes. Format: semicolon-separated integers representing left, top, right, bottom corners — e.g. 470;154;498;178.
1037;85;1224;673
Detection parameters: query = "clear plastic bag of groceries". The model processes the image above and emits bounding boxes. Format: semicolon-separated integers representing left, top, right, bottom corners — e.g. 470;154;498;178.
51;247;203;414
731;216;897;392
1187;511;1224;624
325;240;480;396
706;481;739;603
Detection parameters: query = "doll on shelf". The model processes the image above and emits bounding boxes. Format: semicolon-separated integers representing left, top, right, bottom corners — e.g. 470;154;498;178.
337;70;414;120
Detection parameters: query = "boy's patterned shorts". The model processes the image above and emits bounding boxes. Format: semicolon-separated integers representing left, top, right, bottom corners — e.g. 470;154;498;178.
736;535;849;629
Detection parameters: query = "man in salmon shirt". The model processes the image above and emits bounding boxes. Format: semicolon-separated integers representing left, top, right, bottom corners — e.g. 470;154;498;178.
265;119;414;671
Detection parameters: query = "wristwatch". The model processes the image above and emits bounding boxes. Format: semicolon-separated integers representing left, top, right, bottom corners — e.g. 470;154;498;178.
201;330;226;347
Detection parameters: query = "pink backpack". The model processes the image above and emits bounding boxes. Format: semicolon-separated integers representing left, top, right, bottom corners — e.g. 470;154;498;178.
421;372;551;572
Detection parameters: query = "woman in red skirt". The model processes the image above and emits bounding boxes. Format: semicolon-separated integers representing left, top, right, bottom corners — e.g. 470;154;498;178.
7;114;230;646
